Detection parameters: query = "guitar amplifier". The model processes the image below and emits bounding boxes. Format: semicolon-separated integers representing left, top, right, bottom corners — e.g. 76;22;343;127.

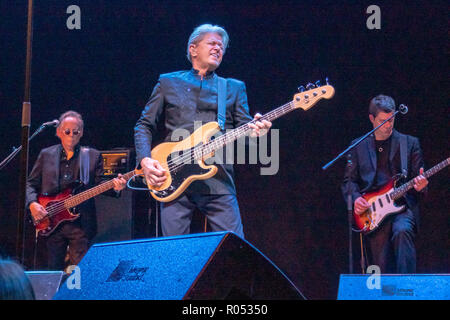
99;149;133;177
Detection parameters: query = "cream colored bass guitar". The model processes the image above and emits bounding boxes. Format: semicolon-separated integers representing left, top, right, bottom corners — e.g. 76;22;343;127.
147;82;335;202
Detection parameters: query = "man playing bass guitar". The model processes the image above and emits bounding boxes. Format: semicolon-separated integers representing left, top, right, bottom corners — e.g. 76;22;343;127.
26;111;127;270
134;24;272;239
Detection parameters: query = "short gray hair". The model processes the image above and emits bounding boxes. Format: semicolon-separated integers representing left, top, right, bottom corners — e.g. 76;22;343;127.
58;110;84;130
186;24;229;62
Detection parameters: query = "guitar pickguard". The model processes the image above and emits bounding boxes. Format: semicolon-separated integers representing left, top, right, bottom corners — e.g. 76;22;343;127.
151;149;211;200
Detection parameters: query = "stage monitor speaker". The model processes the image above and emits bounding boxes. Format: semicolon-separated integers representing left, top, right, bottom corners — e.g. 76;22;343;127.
53;231;305;300
338;274;450;300
25;271;64;300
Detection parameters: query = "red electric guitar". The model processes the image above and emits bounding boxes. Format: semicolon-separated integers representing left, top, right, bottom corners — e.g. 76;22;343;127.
32;169;141;237
354;156;449;234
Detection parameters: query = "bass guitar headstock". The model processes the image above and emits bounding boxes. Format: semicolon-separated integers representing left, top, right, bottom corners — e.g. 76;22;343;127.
293;78;335;111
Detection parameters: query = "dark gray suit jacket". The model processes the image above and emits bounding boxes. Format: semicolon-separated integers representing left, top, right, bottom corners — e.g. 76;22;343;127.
134;69;253;195
342;130;425;226
26;144;106;239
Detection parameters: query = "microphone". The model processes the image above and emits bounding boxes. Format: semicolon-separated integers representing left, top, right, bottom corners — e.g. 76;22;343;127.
399;104;408;114
41;119;60;127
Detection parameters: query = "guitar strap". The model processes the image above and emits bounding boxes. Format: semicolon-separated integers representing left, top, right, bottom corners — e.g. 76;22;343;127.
399;134;408;179
217;76;227;131
79;147;90;185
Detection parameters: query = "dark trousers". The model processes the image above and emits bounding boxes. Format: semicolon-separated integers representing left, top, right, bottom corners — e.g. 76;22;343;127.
160;194;244;238
365;208;417;273
45;222;89;271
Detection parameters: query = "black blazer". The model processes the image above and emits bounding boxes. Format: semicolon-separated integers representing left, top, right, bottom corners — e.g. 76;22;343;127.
26;144;107;239
342;130;425;226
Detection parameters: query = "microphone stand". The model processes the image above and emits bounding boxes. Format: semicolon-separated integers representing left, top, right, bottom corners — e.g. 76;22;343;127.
16;0;34;265
345;153;354;274
322;106;407;171
322;105;408;274
0;124;53;171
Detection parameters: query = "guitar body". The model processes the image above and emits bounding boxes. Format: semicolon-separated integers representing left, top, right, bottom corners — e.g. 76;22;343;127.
36;188;80;237
353;156;450;234
354;179;406;234
149;122;220;202
33;168;141;237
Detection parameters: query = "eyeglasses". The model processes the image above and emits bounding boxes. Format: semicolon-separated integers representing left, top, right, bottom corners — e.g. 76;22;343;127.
62;129;81;136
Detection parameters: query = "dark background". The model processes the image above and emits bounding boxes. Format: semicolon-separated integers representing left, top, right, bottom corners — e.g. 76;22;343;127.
0;1;448;299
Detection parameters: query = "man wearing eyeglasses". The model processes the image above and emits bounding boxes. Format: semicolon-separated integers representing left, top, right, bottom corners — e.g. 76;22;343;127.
26;110;127;271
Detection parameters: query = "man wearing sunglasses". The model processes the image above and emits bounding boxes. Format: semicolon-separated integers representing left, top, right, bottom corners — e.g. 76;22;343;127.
26;110;127;271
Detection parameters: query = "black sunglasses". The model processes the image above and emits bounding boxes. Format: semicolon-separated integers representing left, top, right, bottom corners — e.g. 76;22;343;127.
63;129;81;136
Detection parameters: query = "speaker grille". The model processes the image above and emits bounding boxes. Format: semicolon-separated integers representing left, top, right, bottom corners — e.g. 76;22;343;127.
53;232;304;300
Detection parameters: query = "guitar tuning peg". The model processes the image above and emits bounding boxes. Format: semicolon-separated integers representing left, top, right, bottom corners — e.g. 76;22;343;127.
298;85;305;92
315;80;321;87
306;83;315;90
325;77;330;85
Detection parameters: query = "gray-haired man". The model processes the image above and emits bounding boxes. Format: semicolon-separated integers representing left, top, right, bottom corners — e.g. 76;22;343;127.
134;24;271;238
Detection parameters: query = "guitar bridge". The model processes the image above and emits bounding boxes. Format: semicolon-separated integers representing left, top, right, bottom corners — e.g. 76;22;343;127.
151;185;176;198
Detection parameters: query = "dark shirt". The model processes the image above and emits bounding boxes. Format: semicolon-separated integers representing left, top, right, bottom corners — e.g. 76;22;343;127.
134;69;253;195
59;145;81;191
374;136;392;189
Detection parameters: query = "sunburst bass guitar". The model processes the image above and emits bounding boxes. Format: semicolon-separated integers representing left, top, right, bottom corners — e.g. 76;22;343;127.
146;81;335;202
33;169;142;237
354;156;450;234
